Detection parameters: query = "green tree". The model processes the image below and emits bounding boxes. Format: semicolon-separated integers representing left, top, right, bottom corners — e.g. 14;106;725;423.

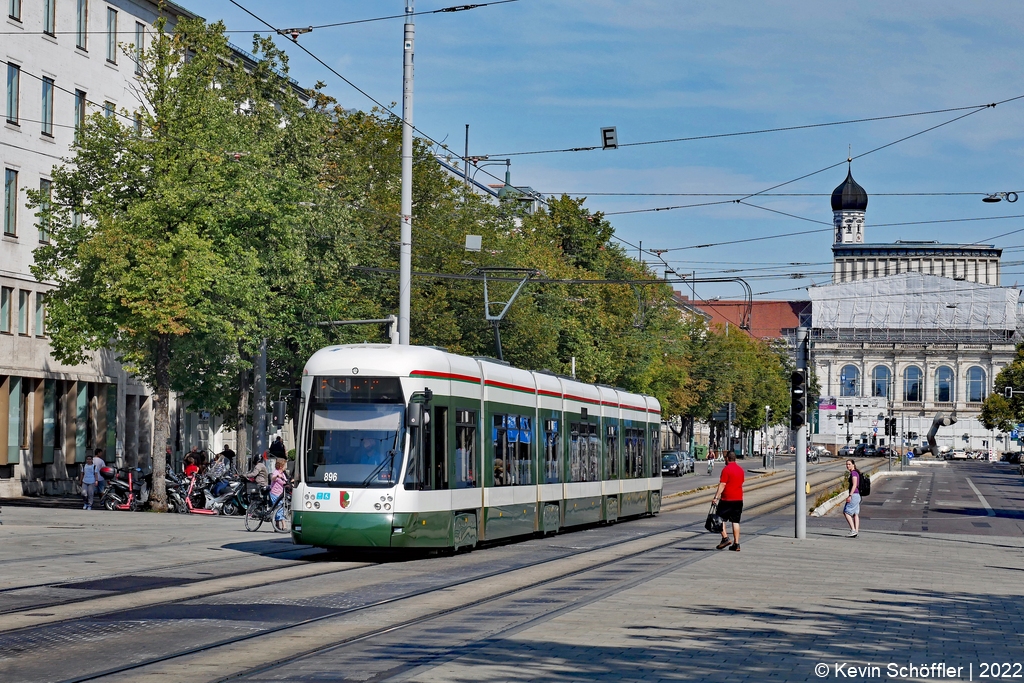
29;19;304;507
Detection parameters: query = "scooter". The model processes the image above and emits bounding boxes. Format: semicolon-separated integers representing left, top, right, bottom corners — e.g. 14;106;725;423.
99;467;149;511
209;477;248;516
180;473;218;515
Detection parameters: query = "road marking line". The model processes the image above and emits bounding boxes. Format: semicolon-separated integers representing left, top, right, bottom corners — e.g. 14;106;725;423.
965;477;995;517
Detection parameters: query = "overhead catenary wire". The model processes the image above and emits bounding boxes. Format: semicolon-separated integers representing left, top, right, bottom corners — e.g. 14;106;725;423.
225;0;523;194
0;1;521;35
487;101;1012;157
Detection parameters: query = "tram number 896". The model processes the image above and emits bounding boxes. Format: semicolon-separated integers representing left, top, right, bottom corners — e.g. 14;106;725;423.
323;472;338;482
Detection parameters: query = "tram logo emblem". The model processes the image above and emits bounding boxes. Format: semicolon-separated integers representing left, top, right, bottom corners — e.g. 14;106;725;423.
339;491;351;509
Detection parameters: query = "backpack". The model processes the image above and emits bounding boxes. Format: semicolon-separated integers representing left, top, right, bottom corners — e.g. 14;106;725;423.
858;471;870;496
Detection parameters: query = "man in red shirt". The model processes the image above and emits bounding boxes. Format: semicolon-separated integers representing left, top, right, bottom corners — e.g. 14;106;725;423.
712;452;745;551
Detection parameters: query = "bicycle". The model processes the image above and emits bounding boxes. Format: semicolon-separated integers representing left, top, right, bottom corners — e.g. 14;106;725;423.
244;484;291;533
707;457;715;476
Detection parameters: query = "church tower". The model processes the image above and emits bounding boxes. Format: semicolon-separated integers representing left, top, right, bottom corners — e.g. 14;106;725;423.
831;168;868;244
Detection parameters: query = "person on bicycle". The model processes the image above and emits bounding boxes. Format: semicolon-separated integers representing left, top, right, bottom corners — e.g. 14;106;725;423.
269;459;289;531
707;453;715;476
246;452;270;487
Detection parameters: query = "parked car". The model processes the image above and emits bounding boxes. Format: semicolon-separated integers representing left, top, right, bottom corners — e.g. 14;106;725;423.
838;445;856;457
853;444;877;457
661;452;684;477
875;446;895;458
949;449;968;460
678;451;696;473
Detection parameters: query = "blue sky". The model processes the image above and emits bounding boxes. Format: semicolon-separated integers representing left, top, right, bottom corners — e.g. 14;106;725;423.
208;0;1024;299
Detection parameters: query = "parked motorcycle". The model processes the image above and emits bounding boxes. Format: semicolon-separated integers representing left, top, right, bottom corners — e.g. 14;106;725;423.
99;467;150;511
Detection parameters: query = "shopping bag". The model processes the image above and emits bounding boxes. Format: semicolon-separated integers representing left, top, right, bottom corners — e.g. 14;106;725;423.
704;502;723;533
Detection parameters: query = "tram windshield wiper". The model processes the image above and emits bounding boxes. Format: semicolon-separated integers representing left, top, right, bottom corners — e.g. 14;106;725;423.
361;449;396;487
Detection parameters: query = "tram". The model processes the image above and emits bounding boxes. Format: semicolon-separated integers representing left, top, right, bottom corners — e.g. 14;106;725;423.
291;344;663;550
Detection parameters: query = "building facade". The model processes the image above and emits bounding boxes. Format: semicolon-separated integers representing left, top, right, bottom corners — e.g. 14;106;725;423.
0;0;231;496
830;170;1001;285
811;170;1019;454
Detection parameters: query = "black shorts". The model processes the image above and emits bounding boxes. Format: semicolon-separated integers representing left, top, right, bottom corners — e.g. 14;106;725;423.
717;500;743;524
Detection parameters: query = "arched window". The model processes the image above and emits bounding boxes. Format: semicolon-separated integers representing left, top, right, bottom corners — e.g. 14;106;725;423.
872;366;891;398
967;367;987;403
840;365;860;397
903;366;922;402
935;366;954;403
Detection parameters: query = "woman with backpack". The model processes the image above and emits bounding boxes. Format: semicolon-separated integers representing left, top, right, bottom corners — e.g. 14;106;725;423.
844;459;862;538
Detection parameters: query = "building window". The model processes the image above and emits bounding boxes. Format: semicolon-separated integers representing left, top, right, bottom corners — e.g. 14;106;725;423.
6;63;19;125
103;101;114;118
871;366;891;398
17;289;28;334
106;8;117;63
967;367;987;403
43;0;55;35
41;77;54;136
934;366;954;403
4;168;16;236
8;0;20;21
134;22;145;75
38;178;51;242
76;0;88;50
0;287;11;332
903;366;922;402
34;292;45;336
74;90;86;140
839;365;860;397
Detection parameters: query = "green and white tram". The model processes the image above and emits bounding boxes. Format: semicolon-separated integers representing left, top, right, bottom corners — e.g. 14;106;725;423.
291;344;662;550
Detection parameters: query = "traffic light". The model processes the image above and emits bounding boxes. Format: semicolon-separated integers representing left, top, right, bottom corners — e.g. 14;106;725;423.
1006;386;1014;399
790;370;807;428
845;408;854;424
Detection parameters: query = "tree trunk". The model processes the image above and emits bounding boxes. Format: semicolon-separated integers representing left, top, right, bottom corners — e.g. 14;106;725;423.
237;358;250;471
150;333;170;511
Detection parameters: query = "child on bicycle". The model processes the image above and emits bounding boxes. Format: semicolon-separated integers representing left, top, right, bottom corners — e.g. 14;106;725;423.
269;459;288;531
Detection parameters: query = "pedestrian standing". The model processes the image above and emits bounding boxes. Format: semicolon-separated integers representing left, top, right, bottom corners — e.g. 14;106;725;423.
712;452;745;551
269;459;288;531
844;459;861;538
80;454;97;510
92;448;107;496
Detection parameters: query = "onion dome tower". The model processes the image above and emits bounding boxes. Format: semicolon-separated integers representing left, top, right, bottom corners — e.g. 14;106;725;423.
831;167;868;244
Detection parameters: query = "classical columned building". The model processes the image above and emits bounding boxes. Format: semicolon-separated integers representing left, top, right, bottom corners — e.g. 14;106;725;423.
809;171;1020;455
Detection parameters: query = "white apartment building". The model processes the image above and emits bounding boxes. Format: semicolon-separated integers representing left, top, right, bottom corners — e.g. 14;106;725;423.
0;0;220;496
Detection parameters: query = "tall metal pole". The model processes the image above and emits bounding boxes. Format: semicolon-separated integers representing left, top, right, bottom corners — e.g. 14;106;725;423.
795;327;808;539
398;0;415;345
254;338;268;461
464;124;470;189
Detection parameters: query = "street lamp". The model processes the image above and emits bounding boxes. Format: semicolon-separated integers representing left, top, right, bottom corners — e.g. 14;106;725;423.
466;157;515;197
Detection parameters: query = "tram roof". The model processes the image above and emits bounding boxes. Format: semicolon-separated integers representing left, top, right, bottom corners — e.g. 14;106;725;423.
303;344;660;415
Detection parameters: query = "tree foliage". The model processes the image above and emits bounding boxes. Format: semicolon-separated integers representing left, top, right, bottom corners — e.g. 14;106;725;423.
30;16;796;491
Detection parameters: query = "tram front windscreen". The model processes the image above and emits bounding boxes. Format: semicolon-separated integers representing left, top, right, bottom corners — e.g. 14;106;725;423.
306;404;404;488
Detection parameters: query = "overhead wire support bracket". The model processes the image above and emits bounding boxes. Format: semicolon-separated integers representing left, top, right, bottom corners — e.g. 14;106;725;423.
472;267;540;360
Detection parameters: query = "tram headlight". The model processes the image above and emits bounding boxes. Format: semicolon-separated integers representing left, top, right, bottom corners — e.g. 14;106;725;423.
314;501;320;509
384;503;391;511
374;503;381;510
305;501;312;509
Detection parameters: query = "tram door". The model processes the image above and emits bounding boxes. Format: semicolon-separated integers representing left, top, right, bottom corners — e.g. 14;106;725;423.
405;405;448;491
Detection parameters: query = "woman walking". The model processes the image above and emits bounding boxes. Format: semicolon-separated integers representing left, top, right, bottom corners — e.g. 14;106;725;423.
844;459;861;538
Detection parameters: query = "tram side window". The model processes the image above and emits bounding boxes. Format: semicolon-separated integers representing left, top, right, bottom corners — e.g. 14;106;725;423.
587;423;600;481
650;428;660;478
606;426;618;480
493;415;510;486
625;428;644;478
513;416;533;485
455;410;477;488
433;406;449;490
569;424;581;482
543;419;560;483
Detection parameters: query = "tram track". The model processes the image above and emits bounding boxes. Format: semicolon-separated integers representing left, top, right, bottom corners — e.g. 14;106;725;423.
39;490;799;683
0;545;332;619
660;458;880;513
